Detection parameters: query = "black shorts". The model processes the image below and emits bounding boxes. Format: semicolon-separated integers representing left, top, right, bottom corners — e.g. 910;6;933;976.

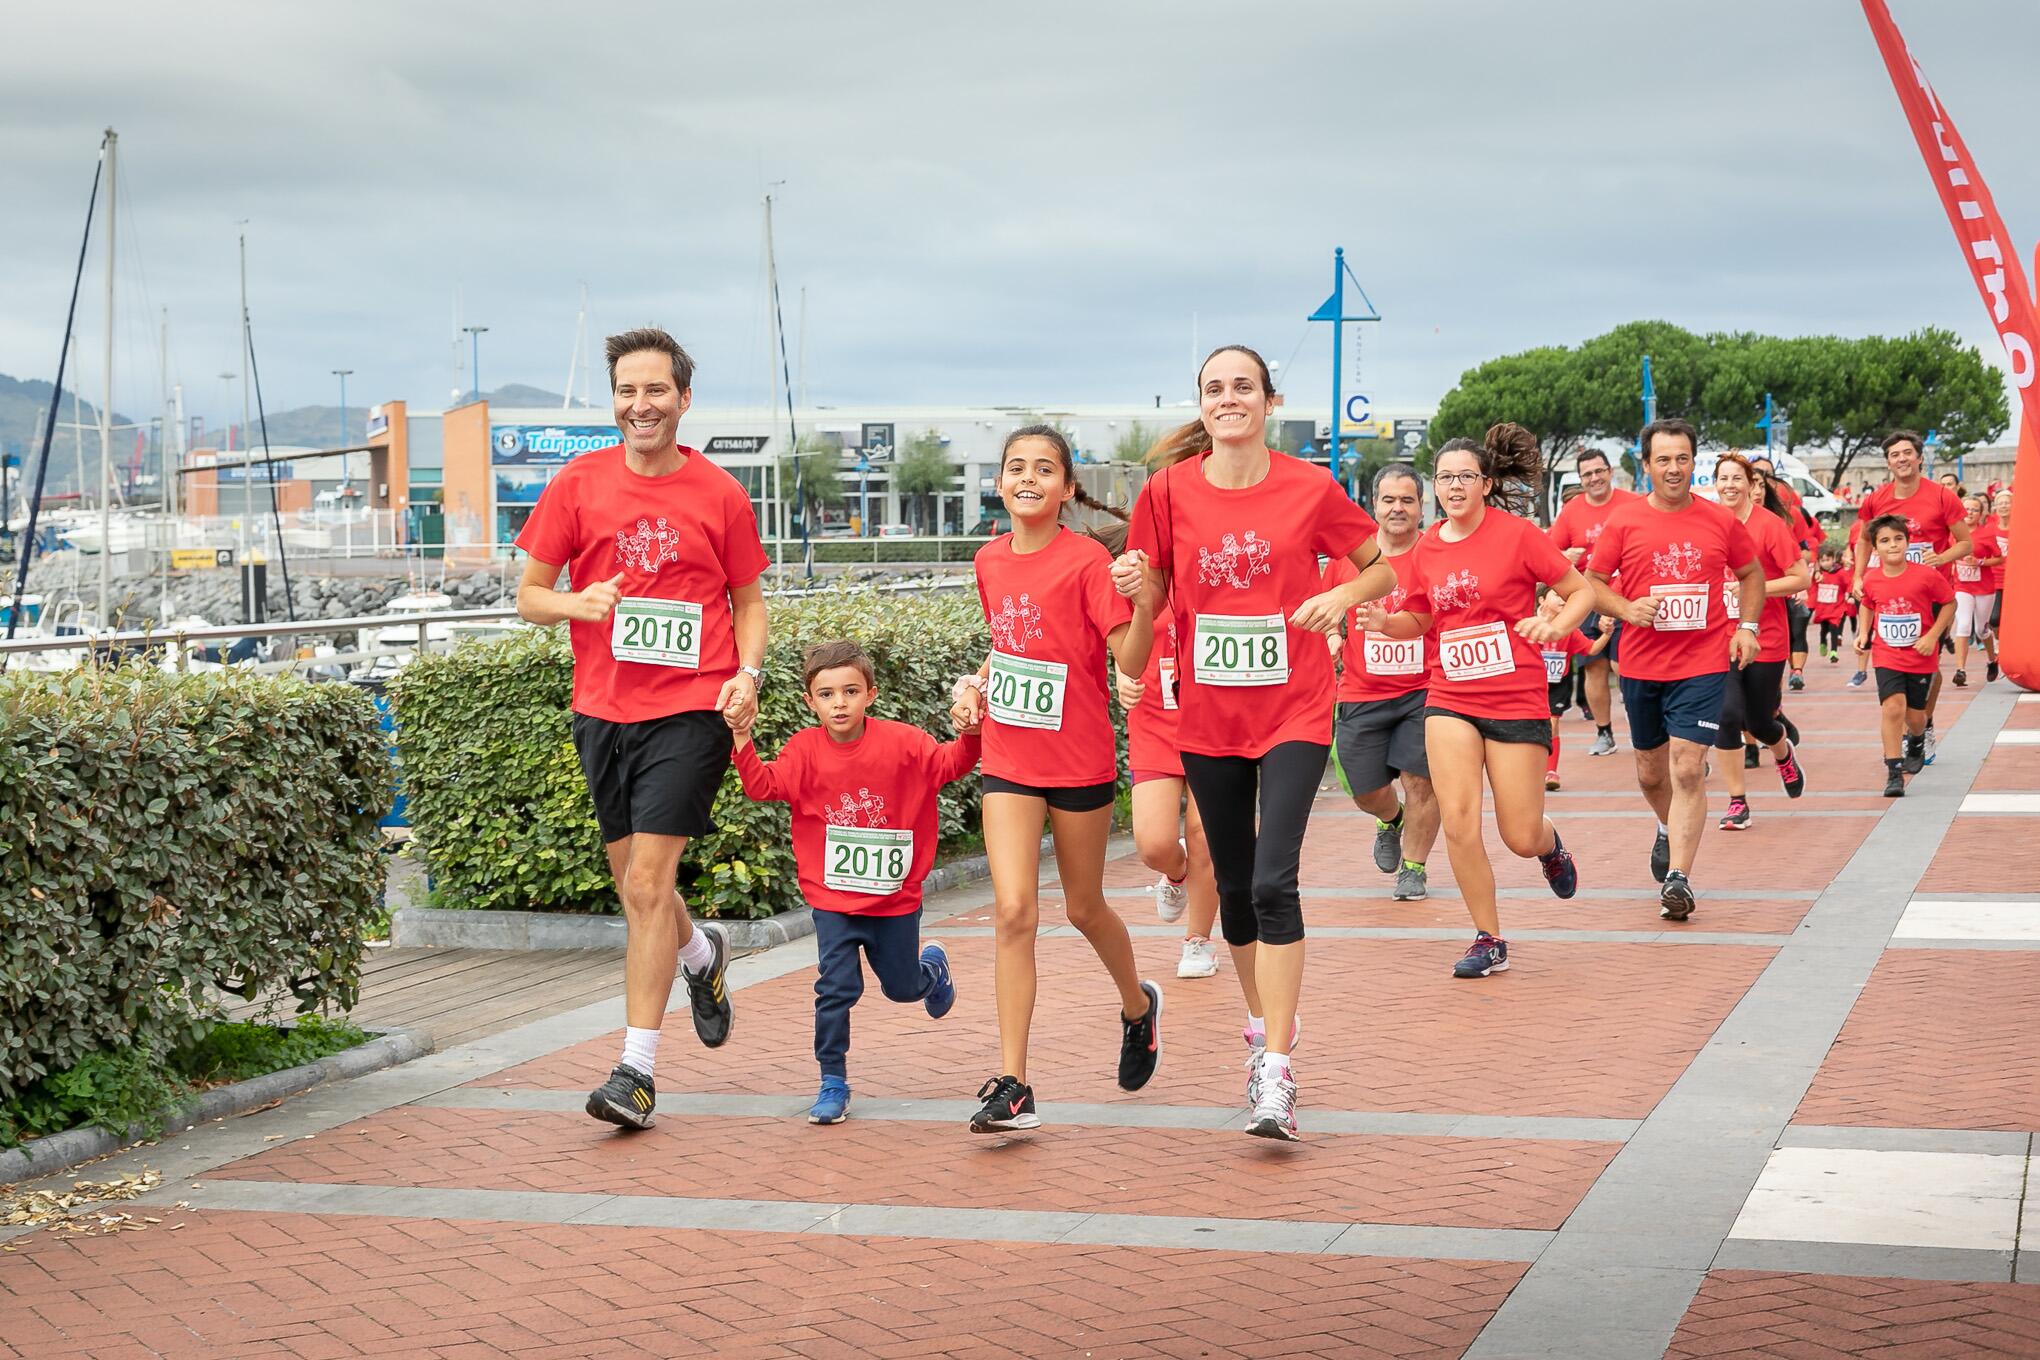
1422;705;1552;751
1333;692;1429;791
1548;680;1573;717
982;775;1116;813
1992;592;2004;629
1619;672;1728;750
1875;668;1934;710
572;710;733;843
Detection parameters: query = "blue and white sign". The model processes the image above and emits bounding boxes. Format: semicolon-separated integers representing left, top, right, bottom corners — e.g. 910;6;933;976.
491;424;617;466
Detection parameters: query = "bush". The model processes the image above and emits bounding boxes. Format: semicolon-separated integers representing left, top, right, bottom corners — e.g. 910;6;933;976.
770;538;990;565
393;586;1010;920
0;666;390;1101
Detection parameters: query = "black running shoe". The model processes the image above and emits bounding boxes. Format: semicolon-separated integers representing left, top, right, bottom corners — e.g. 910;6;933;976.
684;924;733;1048
1659;871;1696;922
1788;671;1805;692
1987;661;2000;683
1902;737;1925;777
1776;744;1806;799
1883;766;1906;798
1539;829;1577;899
1719;797;1752;831
969;1074;1040;1133
1953;668;1968;688
587;1064;655;1130
1118;980;1163;1092
1650;828;1670;884
1780;712;1800;746
1743;744;1761;769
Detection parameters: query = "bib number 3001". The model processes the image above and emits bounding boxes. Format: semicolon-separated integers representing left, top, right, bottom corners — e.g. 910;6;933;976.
1439;621;1516;682
988;652;1068;730
611;598;704;668
1650;583;1709;631
1195;614;1289;686
823;826;914;895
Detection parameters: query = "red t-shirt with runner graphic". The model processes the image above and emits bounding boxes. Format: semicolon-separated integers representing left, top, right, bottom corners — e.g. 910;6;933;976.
1326;547;1426;703
1859;563;1953;675
1809;568;1853;624
1586;495;1759;683
1721;507;1802;663
734;719;980;916
973;527;1132;788
1400;509;1575;721
1126;452;1374;759
1978;516;2008;591
515;445;769;723
1548;488;1641;562
1856;481;1966;575
1125;605;1185;777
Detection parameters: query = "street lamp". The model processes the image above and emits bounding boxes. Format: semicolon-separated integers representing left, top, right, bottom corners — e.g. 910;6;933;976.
332;368;353;495
462;326;489;404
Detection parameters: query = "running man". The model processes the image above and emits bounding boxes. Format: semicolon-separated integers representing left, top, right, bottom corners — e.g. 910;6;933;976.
1325;463;1440;901
1586;418;1763;922
515;326;768;1129
1547;447;1640;756
1851;431;1969;762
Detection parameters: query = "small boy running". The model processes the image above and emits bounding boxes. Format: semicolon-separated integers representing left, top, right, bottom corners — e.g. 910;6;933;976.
1808;546;1852;663
730;640;981;1123
1854;516;1955;797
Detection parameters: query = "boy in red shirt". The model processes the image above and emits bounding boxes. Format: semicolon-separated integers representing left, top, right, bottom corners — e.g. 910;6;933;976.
1854;516;1956;797
732;639;981;1124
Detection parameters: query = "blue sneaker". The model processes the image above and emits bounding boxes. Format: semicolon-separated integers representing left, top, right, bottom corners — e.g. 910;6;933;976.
1539;829;1577;899
921;942;955;1019
1848;669;1868;689
808;1075;851;1125
1452;933;1509;979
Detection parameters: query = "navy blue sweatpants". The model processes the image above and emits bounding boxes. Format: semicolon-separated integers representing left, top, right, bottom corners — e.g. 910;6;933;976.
813;909;937;1079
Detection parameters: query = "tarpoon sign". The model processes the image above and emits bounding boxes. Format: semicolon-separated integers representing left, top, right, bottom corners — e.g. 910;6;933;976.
491;425;617;466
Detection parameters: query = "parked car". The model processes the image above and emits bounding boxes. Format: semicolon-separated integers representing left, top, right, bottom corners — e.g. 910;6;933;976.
877;523;915;538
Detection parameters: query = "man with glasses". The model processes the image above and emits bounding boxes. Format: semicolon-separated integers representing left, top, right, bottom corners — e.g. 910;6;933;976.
1548;448;1639;756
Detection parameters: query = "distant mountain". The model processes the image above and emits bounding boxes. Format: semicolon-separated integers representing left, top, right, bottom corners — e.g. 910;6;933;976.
0;373;133;499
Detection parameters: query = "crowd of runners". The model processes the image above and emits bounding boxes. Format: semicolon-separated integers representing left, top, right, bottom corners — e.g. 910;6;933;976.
513;327;2019;1146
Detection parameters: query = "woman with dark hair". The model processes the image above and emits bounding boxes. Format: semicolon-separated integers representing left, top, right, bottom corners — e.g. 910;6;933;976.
1112;345;1395;1141
1709;452;1810;831
1358;423;1594;979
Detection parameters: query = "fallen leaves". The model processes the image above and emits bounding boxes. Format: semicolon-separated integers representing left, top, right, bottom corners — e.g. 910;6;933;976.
0;1169;188;1236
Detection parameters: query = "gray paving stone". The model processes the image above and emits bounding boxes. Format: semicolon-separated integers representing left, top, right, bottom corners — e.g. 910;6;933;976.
1778;1125;2034;1156
1712;1237;2016;1283
567;1196;845;1234
1323;1224;1553;1263
1065;1213;1350;1254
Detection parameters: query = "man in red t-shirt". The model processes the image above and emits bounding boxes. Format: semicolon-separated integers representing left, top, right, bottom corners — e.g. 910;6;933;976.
514;327;770;1130
1548;447;1639;755
1586;419;1763;923
1852;431;1970;756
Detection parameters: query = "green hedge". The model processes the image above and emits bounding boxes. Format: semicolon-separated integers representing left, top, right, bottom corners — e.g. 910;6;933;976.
0;667;390;1101
393;587;1017;921
769;537;990;564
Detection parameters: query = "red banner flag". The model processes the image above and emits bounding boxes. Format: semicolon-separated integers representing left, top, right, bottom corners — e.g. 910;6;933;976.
1861;0;2038;689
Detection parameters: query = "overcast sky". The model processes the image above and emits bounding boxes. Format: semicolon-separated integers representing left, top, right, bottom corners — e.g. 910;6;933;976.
2;0;2034;435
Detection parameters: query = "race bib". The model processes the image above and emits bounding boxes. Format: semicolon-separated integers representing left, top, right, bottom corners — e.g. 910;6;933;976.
988;651;1067;731
1877;613;1922;648
1721;579;1739;616
1542;650;1570;684
1159;658;1178;711
1363;631;1425;677
1194;613;1289;686
1816;583;1840;604
823;825;914;895
1439;621;1516;682
611;598;703;668
1955;559;1983;583
1650;583;1709;632
1906;541;1932;564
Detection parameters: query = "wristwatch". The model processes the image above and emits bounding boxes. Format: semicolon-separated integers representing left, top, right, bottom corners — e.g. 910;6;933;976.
738;665;764;689
1736;621;1760;634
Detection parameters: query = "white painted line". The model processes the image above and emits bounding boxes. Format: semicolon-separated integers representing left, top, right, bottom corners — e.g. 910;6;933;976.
1730;1148;2025;1252
2018;694;2040;704
1959;793;2040;813
1894;899;2040;941
1995;730;2040;744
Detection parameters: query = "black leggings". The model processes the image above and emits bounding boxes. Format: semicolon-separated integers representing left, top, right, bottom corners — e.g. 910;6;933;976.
1180;741;1326;948
1818;620;1844;651
1715;660;1786;752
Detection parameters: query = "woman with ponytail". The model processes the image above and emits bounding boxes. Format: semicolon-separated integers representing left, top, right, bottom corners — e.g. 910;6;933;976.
1357;423;1595;980
1112;345;1396;1142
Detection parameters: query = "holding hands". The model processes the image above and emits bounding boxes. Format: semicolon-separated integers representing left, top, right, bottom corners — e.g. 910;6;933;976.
949;673;986;734
1109;550;1151;602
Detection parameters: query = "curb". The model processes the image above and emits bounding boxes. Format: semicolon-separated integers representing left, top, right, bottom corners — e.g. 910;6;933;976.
0;1026;433;1187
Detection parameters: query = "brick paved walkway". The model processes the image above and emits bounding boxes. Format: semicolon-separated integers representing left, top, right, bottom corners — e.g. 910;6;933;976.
4;668;2037;1358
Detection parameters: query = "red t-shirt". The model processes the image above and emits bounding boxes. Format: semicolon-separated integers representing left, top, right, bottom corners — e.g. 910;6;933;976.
1721;507;1802;663
1540;628;1594;686
1126;452;1374;759
1402;509;1575;721
1125;605;1184;777
734;719;980;916
1809;568;1853;624
515;445;770;723
1974;516;2008;592
1587;496;1759;683
1548;488;1642;562
1856;481;1966;575
973;528;1132;787
1859;563;1953;675
1327;546;1426;703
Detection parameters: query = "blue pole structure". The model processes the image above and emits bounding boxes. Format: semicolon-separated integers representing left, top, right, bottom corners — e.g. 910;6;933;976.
1637;354;1658;492
1330;248;1345;490
463;326;487;403
1761;391;1776;458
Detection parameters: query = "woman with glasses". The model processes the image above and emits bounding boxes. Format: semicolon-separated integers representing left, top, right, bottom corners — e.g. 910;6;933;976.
1357;424;1594;979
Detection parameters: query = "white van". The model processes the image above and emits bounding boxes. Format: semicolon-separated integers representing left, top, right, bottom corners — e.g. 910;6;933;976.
1693;450;1846;526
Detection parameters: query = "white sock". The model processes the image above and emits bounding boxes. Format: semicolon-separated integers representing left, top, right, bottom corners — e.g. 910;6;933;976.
678;925;716;975
1246;1013;1266;1038
621;1026;659;1080
1259;1049;1291;1078
1656;820;1669;836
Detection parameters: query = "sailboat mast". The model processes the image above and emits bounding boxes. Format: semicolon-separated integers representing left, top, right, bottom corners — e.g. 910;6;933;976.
99;127;116;623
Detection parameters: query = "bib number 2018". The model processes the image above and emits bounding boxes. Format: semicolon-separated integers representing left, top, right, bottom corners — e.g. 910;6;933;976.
988;652;1068;731
612;599;704;669
824;826;913;894
1194;614;1289;686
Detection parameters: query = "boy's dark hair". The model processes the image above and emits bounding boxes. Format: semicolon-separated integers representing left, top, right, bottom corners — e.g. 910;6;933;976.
802;639;875;691
605;326;696;392
1881;429;1924;458
1867;513;1910;546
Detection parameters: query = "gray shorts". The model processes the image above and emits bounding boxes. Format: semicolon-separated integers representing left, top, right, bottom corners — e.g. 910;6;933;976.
1333;691;1430;793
